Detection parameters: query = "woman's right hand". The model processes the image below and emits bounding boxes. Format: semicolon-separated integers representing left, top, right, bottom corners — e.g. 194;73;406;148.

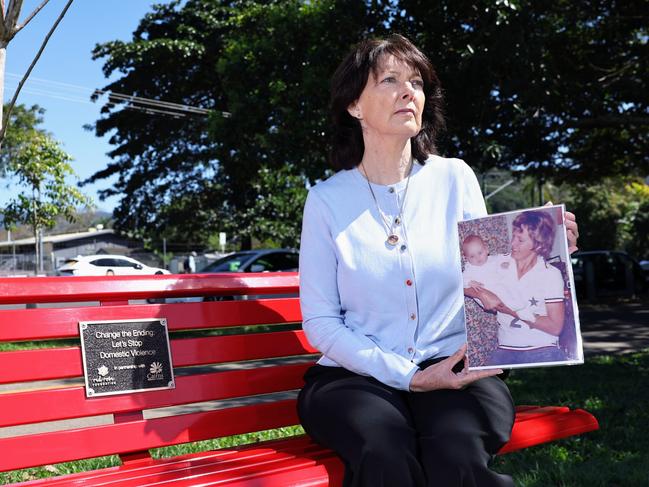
409;344;503;392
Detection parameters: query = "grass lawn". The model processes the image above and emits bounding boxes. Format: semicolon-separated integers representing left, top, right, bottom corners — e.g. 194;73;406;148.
495;350;649;486
2;350;648;486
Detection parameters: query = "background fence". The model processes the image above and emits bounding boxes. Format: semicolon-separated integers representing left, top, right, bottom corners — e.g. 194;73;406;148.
0;252;169;276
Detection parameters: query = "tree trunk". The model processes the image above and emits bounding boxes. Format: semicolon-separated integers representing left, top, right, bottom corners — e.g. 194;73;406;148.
0;44;6;143
33;225;39;275
32;186;39;275
241;235;252;250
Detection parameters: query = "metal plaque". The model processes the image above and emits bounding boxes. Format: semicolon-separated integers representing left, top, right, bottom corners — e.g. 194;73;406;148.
79;318;175;397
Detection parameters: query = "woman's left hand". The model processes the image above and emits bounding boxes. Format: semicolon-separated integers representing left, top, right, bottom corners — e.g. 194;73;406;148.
409;344;503;392
565;210;579;254
546;202;579;254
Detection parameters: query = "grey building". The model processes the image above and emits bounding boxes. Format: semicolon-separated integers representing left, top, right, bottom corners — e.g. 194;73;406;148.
0;228;138;274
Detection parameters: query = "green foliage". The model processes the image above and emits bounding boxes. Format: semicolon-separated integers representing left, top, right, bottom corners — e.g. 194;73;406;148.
1;131;92;234
231;165;308;248
564;177;649;258
0;104;46;175
618;182;649;260
393;0;648;180
86;0;384;247
206;0;376;248
0;103;94;248
87;0;648;248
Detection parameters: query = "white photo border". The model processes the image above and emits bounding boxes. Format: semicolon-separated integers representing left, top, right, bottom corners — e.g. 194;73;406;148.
459;204;584;370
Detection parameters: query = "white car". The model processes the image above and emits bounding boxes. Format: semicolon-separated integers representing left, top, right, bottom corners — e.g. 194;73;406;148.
57;255;170;276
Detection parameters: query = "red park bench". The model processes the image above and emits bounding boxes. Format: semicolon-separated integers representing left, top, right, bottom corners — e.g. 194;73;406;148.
0;273;599;486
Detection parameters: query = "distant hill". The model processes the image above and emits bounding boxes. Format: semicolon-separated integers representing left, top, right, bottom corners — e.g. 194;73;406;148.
0;210;113;241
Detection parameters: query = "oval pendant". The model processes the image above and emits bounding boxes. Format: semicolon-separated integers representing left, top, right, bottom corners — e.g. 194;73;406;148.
387;234;400;246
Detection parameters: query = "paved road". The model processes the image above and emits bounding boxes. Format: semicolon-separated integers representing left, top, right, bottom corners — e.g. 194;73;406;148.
579;301;649;356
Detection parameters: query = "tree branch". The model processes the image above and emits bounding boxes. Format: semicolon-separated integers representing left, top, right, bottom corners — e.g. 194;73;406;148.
569;116;649;129
0;0;74;144
3;0;23;34
0;0;6;26
13;0;50;37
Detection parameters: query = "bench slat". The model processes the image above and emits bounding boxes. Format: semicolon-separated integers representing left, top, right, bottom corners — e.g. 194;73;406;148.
170;331;317;368
0;274;299;305
181;456;342;487
116;452;340;487
509;405;570;421
91;447;338;487
13;437;323;486
0;298;302;342
3;406;599;484
16;446;342;487
0;400;300;472
54;438;323;486
0;347;81;384
0;363;309;428
498;407;599;454
0;331;317;384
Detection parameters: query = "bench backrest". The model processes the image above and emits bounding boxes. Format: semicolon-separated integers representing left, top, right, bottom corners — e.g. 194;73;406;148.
0;273;315;473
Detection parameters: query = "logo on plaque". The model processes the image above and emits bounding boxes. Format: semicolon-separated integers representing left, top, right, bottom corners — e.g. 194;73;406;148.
148;362;164;381
79;318;175;397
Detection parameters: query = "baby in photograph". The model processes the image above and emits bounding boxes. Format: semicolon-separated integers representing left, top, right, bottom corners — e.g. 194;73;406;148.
462;234;527;318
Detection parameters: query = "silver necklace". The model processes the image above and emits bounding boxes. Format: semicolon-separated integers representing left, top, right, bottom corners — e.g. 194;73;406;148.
360;159;413;246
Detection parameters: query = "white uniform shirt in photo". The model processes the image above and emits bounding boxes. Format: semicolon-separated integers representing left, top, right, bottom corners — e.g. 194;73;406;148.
496;255;565;349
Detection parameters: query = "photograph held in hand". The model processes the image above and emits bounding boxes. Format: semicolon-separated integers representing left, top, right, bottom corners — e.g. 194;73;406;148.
459;205;584;370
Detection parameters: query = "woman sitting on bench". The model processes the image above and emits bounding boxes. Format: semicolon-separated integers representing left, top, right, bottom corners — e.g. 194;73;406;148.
297;34;579;487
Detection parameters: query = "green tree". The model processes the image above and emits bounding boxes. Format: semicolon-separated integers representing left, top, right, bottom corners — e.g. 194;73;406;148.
618;181;649;260
395;0;648;181
1;131;92;273
86;0;648;249
235;165;308;248
0;103;44;174
206;0;379;248
86;0;381;248
565;180;626;252
563;177;649;258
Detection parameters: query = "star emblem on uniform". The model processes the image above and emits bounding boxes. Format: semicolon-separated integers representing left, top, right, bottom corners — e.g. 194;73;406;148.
529;297;539;306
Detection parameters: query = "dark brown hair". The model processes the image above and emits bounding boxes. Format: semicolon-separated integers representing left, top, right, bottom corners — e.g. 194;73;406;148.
329;34;445;170
512;210;557;260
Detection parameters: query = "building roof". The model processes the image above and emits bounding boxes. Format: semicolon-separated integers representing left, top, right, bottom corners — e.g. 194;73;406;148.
0;229;115;248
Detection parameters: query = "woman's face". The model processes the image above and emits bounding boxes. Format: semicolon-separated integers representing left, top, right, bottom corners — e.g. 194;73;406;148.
349;55;425;139
511;227;537;261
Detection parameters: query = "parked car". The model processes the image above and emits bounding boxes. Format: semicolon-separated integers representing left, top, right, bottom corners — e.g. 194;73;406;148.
199;248;299;274
570;250;648;301
57;255;170;276
160;249;299;304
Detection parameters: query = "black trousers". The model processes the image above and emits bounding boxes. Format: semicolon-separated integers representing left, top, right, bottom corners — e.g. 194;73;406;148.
297;358;515;487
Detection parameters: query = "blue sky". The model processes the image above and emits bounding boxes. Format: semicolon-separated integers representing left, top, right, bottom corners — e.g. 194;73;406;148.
2;0;172;213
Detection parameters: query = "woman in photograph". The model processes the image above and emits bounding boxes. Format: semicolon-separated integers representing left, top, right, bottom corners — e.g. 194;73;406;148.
468;210;568;365
297;35;578;487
